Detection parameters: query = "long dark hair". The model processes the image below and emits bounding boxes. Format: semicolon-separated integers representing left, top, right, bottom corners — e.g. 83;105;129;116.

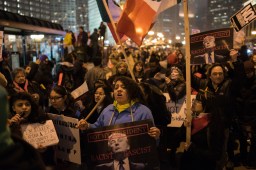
50;85;73;107
114;76;145;104
9;92;47;123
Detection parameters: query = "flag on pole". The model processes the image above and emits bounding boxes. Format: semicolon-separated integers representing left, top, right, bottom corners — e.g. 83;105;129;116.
96;0;122;22
116;0;181;46
96;0;125;43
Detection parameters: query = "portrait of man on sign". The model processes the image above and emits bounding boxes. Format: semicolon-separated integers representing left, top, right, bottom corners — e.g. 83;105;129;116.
85;120;160;170
190;28;233;65
191;36;226;64
95;132;146;170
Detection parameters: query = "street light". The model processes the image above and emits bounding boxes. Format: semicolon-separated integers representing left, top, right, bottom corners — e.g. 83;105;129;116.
148;31;154;36
157;32;164;38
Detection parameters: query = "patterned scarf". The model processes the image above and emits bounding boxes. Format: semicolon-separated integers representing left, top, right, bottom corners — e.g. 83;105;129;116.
13;80;28;92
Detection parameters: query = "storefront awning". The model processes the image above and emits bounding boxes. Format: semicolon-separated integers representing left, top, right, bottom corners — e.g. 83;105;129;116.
0;10;66;36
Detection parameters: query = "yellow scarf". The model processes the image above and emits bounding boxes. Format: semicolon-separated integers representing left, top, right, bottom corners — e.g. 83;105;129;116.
113;100;136;113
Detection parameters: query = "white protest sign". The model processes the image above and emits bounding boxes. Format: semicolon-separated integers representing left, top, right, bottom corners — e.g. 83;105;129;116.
48;114;81;165
230;3;256;31
71;80;89;99
167;95;196;127
21;120;59;149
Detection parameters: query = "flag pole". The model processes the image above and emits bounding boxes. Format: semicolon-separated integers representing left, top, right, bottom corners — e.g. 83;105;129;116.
102;0;136;81
183;0;192;145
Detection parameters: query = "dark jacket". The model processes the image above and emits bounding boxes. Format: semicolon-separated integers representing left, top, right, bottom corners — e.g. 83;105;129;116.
47;106;78;118
166;79;186;102
0;134;45;170
191;61;244;127
235;75;256;123
33;61;53;88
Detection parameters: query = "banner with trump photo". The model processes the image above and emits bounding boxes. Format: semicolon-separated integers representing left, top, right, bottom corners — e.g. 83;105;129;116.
190;28;233;65
84;120;159;170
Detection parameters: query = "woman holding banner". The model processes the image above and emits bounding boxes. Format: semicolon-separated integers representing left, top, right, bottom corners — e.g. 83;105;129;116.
77;76;160;139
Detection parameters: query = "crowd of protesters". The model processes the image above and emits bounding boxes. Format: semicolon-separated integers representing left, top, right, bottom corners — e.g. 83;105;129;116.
0;25;256;170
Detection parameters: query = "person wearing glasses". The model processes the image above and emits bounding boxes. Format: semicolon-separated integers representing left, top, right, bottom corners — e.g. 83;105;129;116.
47;85;78;118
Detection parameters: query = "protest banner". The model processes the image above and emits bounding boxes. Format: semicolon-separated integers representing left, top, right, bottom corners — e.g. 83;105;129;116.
167;95;196;127
21;120;59;149
231;3;256;32
84;120;159;170
48;114;81;165
190;28;233;65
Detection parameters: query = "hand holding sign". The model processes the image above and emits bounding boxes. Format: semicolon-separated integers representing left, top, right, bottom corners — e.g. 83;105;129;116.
76;95;105;130
21;120;59;149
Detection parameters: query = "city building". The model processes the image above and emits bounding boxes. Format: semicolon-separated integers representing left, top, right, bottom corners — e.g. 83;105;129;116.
88;0;116;45
150;0;243;46
207;0;242;30
0;0;50;20
50;0;88;33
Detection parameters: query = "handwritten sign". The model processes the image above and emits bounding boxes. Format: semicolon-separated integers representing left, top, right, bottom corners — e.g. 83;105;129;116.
21;120;59;149
167;95;196;127
48;114;81;165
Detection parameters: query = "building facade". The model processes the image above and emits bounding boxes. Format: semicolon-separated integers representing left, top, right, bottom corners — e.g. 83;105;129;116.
207;0;242;30
0;0;50;20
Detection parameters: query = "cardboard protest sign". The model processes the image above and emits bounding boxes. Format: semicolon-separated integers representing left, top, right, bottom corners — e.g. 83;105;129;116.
21;120;59;149
167;95;196;127
84;120;159;170
231;3;256;32
48;114;81;165
190;28;233;65
71;80;89;99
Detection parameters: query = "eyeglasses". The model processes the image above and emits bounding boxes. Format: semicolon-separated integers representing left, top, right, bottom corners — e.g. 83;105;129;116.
49;96;63;101
211;72;224;76
95;92;105;95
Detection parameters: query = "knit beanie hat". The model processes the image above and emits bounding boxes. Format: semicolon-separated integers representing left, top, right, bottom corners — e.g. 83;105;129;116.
39;55;48;62
243;60;254;74
170;66;183;77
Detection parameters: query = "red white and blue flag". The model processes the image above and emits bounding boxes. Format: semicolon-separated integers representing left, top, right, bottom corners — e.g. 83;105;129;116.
116;0;181;46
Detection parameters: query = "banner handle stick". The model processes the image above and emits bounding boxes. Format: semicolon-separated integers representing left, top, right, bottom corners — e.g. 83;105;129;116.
102;0;136;81
84;95;105;121
183;0;192;145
